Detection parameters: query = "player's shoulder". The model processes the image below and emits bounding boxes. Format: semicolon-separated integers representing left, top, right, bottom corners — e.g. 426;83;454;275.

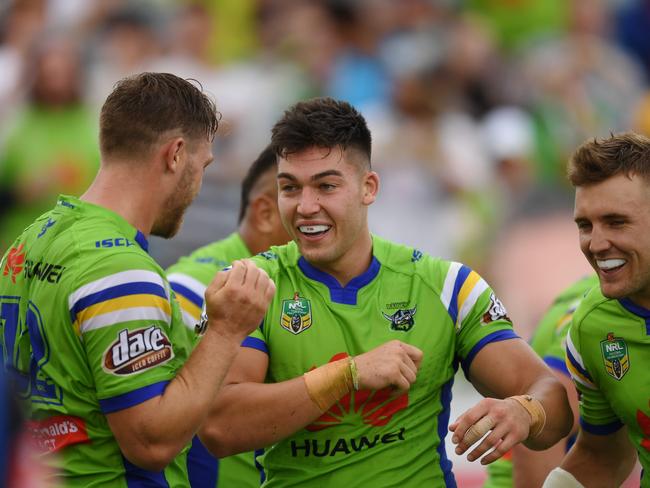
250;240;300;276
570;285;616;340
375;235;485;286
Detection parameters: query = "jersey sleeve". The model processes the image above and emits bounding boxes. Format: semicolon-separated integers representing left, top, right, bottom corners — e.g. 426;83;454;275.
167;265;211;330
69;254;184;414
440;262;519;376
565;319;623;435
530;303;576;378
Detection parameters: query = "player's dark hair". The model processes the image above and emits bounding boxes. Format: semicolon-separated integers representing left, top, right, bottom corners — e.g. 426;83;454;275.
238;145;277;224
99;72;220;159
270;97;371;168
568;132;650;186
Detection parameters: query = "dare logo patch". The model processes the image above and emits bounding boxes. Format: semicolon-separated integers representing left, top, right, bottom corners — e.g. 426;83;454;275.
103;326;173;375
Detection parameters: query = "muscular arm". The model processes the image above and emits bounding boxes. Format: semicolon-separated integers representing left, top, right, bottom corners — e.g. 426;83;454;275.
199;340;423;458
199;347;322;457
513;369;580;488
106;260;275;471
559;427;637;488
451;339;573;464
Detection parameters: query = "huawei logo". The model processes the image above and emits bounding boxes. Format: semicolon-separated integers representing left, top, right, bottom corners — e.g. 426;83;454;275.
306;352;409;432
4;244;25;283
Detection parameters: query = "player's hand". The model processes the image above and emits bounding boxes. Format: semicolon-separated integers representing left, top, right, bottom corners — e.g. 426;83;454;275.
353;340;423;393
448;397;532;465
203;259;275;340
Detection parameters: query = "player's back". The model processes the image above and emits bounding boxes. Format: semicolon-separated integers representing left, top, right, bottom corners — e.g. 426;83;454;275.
0;195;191;487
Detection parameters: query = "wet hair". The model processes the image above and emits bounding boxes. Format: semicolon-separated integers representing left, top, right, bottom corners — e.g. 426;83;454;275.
568;132;650;186
99;72;219;159
238;145;277;223
270;97;371;168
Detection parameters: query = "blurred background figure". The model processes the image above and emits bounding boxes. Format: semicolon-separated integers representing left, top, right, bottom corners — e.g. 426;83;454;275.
0;0;649;485
0;32;99;251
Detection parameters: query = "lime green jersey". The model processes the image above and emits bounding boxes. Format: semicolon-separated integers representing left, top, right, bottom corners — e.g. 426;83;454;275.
483;275;598;488
242;235;519;487
567;286;650;486
0;195;193;487
167;232;261;488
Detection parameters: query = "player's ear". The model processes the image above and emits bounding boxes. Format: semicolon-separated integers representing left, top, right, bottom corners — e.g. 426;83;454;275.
251;194;277;233
362;171;379;205
162;137;184;173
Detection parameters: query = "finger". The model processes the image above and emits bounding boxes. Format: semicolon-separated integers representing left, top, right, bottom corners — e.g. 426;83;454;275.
466;423;506;462
392;374;411;393
450;405;489;445
400;343;423;365
456;416;494;454
227;260;247;286
399;360;417;385
479;434;517;465
254;267;271;291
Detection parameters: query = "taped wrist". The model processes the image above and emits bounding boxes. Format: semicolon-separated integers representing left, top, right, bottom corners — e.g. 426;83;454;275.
304;357;358;411
508;394;546;439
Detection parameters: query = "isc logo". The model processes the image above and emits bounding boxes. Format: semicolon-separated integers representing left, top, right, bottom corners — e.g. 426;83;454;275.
103;326;173;375
95;238;135;248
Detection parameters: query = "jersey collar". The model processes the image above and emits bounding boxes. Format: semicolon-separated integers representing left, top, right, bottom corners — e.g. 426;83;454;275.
618;297;650;335
57;195;150;254
297;255;381;305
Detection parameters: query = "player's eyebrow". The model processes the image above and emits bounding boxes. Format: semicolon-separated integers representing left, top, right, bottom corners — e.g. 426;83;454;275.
277;170;344;181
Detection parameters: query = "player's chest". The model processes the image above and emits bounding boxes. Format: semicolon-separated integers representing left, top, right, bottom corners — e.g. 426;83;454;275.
588;326;650;426
265;280;455;384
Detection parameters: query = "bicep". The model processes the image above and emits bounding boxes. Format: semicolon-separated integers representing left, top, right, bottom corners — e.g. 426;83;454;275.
468;338;553;398
225;345;269;384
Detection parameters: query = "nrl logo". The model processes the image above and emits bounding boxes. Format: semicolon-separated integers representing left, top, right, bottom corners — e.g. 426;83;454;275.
600;332;630;380
382;307;417;332
280;292;312;334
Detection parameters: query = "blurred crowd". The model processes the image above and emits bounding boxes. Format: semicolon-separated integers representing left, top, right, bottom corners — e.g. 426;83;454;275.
1;0;649;339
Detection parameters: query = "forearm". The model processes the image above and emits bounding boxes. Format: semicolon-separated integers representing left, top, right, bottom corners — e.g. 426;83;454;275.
200;378;324;457
513;441;565;488
560;434;636;487
109;327;244;468
522;375;572;450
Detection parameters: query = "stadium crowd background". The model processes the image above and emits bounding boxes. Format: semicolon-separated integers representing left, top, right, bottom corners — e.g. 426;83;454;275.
0;0;648;485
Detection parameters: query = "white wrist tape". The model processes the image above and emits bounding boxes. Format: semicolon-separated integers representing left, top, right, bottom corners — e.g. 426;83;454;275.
542;468;585;488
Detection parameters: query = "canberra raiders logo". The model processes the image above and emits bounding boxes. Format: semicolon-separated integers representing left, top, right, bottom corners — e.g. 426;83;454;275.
600;332;630;380
382;307;417;332
280;292;312;335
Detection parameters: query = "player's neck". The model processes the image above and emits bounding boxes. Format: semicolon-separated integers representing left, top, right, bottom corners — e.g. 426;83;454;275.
310;232;374;287
80;165;159;236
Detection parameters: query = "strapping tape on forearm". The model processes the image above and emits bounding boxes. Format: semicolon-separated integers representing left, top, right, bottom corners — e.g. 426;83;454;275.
508;394;546;438
303;357;358;411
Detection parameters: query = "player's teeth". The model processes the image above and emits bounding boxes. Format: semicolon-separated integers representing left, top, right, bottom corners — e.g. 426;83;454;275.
299;225;329;234
597;259;626;270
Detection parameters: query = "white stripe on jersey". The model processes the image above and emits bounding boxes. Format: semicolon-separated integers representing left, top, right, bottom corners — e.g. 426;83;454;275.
181;310;198;330
80;307;171;333
69;269;168;310
167;272;207;300
458;278;489;329
440;261;462;311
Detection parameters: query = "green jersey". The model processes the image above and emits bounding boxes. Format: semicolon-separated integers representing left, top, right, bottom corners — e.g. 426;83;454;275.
167;232;261;488
0;195;193;487
483;275;598;488
243;236;518;487
567;286;650;486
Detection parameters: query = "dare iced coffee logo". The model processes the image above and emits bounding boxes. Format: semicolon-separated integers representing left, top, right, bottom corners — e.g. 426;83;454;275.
103;326;173;375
